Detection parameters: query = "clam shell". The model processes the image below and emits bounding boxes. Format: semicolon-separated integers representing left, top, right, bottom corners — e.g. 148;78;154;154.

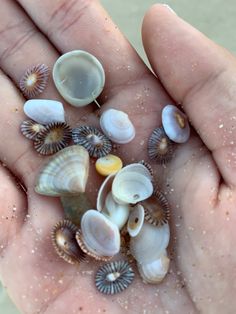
97;173;116;212
24;99;65;125
53;50;105;107
100;109;135;144
80;209;120;257
95;154;123;176
162;104;190;143
35;145;89;196
127;204;145;237
130;222;170;264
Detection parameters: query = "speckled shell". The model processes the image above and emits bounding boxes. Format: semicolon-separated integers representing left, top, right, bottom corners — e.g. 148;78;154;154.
53;50;105;107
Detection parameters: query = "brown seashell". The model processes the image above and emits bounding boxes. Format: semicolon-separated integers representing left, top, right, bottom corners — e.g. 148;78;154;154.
138;160;154;179
51;219;86;264
34;122;72;155
20;119;45;140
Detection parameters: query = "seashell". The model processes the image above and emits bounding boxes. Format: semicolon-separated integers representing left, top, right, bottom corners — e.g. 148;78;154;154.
51;219;86;264
34;122;72;155
35;145;89;196
19;64;49;98
95;260;135;295
127;204;145;237
138;250;170;284
100;108;135;144
20;119;45;140
138;160;154;179
61;193;92;226
53;50;105;107
102;192;130;230
162;104;190;143
143;189;170;227
95;154;123;176
112;164;153;204
148;127;176;164
97;173;116;212
72;126;112;158
78;209;120;258
24;99;65;125
130;222;170;264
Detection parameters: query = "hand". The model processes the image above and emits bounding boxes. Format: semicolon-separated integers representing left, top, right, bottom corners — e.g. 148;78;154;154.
0;1;234;313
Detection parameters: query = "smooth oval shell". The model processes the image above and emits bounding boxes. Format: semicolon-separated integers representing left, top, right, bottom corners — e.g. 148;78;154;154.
35;145;89;196
24;99;65;125
80;210;120;257
100;109;135;144
130;222;170;264
53;50;105;107
95;154;123;176
127;204;145;237
162;104;190;143
97;173;116;212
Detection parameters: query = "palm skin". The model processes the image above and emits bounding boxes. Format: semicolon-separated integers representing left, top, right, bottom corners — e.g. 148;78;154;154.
0;1;235;313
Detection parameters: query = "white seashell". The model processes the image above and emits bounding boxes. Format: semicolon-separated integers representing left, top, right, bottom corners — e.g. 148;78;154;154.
100;109;135;144
97;173;116;212
138;250;170;284
35;145;89;196
102;192;130;230
116;163;153;181
130;222;170;264
127;204;145;237
81;210;120;257
162;104;190;143
112;171;153;205
53;50;105;107
24;99;65;125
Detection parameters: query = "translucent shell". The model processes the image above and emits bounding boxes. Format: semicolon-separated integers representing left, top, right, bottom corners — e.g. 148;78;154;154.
95;154;123;176
72;126;112;158
34;122;72;155
162;104;190;143
127;204;145;237
53;50;105;107
24;99;65;125
148;127;175;164
100;109;135;144
20;119;45;140
95;260;135;295
19;64;49;98
35;145;89;196
51;219;86;264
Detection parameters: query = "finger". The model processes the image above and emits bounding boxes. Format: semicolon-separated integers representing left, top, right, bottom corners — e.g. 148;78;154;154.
142;4;236;187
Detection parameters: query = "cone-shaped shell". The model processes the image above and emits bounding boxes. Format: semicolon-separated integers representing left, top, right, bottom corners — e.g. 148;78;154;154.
53;50;105;107
127;204;145;237
130;222;170;264
35;145;89;196
80;209;120;257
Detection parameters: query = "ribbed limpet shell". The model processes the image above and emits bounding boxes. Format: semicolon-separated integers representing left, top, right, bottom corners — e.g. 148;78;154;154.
20;120;45;140
53;50;105;107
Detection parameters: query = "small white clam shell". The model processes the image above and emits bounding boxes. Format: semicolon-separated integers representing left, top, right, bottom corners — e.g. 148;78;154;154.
102;192;130;230
127;204;145;237
35;145;89;196
81;209;120;257
130;222;170;264
138;250;170;284
117;163;153;181
53;50;105;107
100;109;135;144
24;99;65;125
162;104;190;143
97;173;116;212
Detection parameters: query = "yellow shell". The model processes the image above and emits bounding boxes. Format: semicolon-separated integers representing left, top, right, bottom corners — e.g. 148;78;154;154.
95;154;123;176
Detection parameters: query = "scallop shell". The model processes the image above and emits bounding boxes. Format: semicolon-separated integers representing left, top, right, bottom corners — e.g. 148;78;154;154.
100;108;135;144
130;222;170;264
79;209;120;258
95;154;123;176
138;250;170;284
127;204;145;237
20;120;45;140
162;104;190;143
51;219;86;264
95;260;135;295
53;50;105;107
72;126;112;158
24;99;65;125
35;145;89;196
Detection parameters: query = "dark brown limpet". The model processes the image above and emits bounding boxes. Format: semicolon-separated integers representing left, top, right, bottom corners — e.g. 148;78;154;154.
34;122;72;155
148;127;176;164
20;119;45;140
19;64;49;98
138;160;154;179
51;219;86;264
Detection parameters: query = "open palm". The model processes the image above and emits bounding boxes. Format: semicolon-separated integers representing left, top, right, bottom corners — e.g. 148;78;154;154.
0;2;235;313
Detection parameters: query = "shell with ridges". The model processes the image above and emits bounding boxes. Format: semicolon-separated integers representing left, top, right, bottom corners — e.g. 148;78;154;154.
127;204;145;237
20;120;45;140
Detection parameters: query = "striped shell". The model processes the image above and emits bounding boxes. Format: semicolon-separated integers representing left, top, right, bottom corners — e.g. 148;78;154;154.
20;119;45;140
